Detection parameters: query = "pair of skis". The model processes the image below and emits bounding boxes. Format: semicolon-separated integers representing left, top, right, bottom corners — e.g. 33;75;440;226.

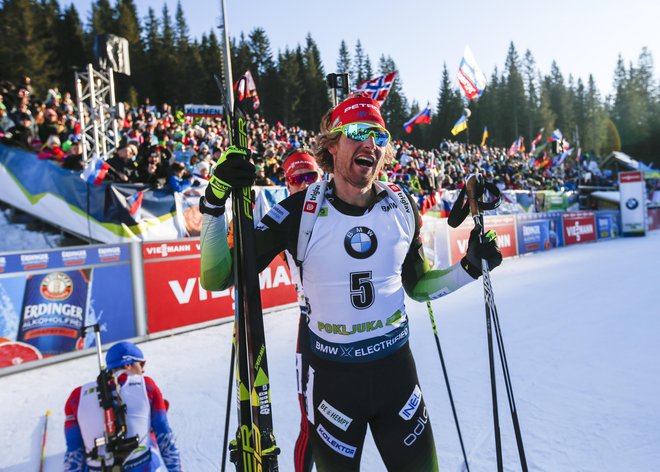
214;74;280;472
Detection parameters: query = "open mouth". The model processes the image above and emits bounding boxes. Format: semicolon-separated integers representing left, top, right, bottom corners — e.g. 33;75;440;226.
354;155;376;168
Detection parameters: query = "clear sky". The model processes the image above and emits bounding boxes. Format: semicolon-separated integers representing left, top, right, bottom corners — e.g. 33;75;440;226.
69;0;660;106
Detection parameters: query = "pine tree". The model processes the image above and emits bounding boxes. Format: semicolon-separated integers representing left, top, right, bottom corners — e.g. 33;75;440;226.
57;4;87;91
90;0;116;34
353;39;369;87
433;63;465;144
297;34;330;130
336;40;351;76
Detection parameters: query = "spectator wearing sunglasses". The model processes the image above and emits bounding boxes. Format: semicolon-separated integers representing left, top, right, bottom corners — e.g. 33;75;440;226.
199;92;502;472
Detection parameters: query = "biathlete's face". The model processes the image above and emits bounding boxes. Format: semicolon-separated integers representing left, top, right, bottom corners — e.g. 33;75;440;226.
329;123;388;189
286;168;320;194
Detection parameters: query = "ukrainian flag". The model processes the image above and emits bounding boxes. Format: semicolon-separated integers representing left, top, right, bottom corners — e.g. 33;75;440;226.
451;115;468;136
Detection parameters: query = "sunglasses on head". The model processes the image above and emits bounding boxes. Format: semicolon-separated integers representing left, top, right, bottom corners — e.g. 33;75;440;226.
288;172;319;186
331;122;391;147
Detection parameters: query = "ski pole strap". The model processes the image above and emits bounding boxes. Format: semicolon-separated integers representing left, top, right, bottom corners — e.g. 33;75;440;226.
448;176;502;228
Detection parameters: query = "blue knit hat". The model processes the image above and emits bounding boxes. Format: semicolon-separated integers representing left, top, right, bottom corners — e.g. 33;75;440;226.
106;341;145;370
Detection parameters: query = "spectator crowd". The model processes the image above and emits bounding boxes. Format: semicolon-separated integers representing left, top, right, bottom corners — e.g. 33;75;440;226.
0;77;597;209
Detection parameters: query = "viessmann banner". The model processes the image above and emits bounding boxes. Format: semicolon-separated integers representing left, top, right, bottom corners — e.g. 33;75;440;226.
562;212;597;245
143;239;297;333
447;215;518;264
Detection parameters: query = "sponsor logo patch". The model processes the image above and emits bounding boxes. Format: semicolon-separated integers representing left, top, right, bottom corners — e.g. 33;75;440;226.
318;400;353;431
304;201;318;213
316;424;357;458
267;204;289;223
344;226;377;259
399;385;422;421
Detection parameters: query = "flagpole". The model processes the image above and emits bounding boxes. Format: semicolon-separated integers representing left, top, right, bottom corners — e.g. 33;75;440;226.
219;0;234;112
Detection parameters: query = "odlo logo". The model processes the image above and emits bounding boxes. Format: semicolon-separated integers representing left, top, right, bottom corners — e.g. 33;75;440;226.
403;407;428;446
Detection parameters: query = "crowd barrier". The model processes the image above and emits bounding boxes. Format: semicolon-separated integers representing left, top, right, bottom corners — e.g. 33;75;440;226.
1;204;652;375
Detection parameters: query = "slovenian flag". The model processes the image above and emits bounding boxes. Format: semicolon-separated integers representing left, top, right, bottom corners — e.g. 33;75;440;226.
403;103;432;133
80;154;109;186
451;115;468;136
457;45;487;100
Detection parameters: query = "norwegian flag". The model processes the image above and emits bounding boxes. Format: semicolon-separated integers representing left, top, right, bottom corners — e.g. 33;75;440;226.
356;72;397;105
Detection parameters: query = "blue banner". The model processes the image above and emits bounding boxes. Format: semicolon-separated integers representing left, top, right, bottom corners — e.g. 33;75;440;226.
0;244;136;368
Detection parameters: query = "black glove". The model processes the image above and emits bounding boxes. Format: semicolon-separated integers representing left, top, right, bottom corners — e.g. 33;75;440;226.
205;146;255;206
461;226;502;279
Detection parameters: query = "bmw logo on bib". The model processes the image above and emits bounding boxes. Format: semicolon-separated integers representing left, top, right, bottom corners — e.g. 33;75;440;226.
344;226;378;259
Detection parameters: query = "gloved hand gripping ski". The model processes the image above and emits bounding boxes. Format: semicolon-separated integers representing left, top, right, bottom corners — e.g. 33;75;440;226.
205;145;255;206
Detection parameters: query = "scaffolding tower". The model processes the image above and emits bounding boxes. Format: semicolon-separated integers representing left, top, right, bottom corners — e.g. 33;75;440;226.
75;64;121;162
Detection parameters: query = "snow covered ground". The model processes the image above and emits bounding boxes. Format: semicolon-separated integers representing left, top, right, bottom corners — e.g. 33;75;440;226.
1;231;659;472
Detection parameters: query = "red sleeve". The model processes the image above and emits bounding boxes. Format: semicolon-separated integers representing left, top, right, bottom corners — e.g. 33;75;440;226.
144;376;168;414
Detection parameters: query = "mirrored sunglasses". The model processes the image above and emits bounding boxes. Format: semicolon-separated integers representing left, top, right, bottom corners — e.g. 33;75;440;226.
331;122;391;146
288;172;319;186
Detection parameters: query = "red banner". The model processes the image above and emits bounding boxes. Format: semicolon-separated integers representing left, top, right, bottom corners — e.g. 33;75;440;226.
448;215;518;264
648;208;660;231
143;239;297;333
562;212;597;245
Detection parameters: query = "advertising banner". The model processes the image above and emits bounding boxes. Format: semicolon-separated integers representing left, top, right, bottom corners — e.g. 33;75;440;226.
143;239;297;333
648;208;660;231
515;212;564;254
595;210;620;240
562;212;597;245
619;171;646;235
447;215;518;264
0;245;136;370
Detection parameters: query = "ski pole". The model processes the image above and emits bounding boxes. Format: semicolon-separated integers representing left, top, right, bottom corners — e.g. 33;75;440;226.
465;174;503;472
39;409;52;472
426;301;470;471
465;174;528;472
221;335;236;472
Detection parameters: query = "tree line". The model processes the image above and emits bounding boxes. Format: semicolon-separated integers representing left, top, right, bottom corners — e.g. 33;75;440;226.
1;0;658;166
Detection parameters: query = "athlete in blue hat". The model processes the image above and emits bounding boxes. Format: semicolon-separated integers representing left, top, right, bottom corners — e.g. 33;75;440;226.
64;341;182;471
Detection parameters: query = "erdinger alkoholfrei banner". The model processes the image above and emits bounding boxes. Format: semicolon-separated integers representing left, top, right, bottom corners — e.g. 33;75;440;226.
18;269;91;356
0;244;136;369
142;239;297;333
516;212;564;255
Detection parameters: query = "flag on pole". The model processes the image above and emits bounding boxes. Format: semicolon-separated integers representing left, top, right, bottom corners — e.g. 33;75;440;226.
508;136;525;156
451;115;468;136
481;126;489;146
234;70;260;110
457;45;487;100
548;129;563;142
531;128;544;150
552;148;573;168
80;154;110;186
356;72;397;104
403;103;432;133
